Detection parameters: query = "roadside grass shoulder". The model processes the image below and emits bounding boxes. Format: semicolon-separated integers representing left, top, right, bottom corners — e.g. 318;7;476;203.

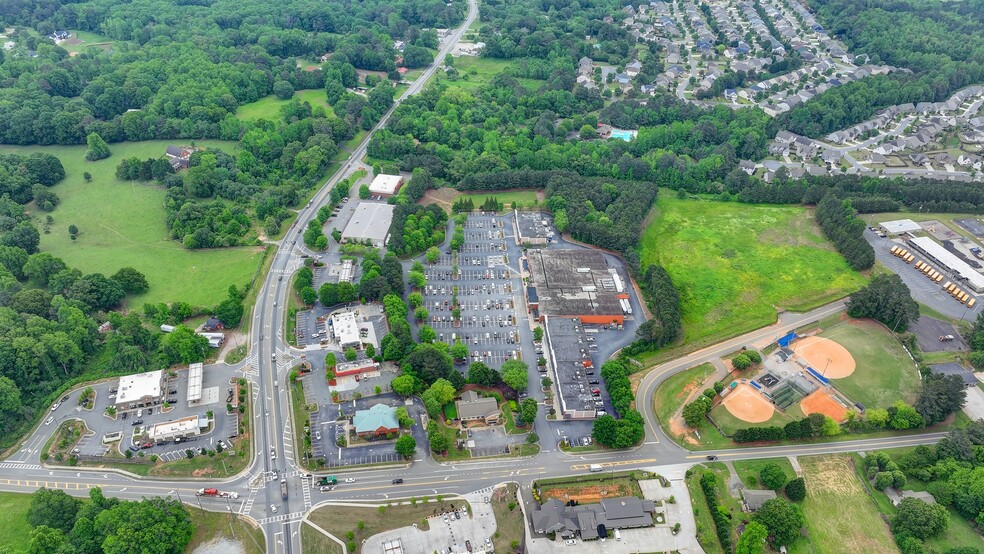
491;483;524;553
184;509;265;554
308;501;453;554
301;522;344;554
0;140;263;308
653;362;715;429
733;458;797;489
0;492;33;554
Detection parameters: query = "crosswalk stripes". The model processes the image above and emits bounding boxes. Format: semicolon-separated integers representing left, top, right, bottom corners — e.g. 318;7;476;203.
257;511;306;525
301;475;312;509
0;462;42;470
240;488;257;515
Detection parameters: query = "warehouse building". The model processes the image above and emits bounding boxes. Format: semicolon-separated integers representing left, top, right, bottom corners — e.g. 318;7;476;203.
543;316;601;420
340;203;394;247
116;370;164;411
526;248;629;324
367;174;404;197
909;236;984;292
514;211;549;245
879;219;922;236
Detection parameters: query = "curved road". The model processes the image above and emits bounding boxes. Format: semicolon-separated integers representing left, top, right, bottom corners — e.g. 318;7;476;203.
0;2;955;551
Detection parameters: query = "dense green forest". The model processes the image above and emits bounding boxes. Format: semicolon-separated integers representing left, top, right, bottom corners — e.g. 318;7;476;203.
780;0;984;137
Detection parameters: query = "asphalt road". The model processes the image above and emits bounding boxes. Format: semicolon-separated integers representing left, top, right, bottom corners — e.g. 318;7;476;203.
0;1;957;551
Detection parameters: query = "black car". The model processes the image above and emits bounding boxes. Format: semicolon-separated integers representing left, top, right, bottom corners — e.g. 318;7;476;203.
131;419;144;426
169;389;178;395
392;478;404;484
588;380;600;385
60;395;70;403
706;455;718;461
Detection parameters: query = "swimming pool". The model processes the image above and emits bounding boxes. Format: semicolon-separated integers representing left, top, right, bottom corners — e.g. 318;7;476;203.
610;129;637;141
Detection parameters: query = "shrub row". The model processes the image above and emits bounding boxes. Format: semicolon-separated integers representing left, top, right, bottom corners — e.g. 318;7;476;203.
699;472;732;551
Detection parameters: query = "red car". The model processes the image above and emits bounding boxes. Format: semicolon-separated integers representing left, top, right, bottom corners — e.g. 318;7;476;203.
141;442;153;449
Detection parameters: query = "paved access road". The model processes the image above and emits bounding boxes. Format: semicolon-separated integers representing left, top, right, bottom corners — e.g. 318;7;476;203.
0;2;955;551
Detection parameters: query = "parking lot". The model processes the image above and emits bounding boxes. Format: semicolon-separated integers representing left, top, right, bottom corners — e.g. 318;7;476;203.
61;364;242;459
361;497;496;554
421;213;524;370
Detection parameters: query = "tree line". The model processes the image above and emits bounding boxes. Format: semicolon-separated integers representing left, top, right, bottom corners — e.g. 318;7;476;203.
814;192;874;271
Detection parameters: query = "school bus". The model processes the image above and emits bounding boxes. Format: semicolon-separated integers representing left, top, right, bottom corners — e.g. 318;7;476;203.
968;298;977;308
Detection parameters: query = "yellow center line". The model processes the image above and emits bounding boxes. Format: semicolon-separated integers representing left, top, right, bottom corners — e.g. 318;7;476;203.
570;459;658;470
685;437;939;459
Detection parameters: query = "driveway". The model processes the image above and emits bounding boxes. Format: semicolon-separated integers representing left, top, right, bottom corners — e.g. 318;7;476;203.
963;385;984;420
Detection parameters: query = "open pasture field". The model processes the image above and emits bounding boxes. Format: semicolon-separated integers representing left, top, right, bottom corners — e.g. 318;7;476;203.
639;196;867;346
0;492;32;554
0;140;264;308
235;89;334;121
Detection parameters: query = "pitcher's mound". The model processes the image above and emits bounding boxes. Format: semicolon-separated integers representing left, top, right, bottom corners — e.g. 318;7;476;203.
722;384;775;423
794;336;856;378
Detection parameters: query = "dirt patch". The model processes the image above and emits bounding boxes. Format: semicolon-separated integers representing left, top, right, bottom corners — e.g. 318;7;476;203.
669;415;699;445
191;538;247;554
800;389;849;422
192;468;216;477
793;336;856;378
721;384;774;423
420;188;459;212
541;482;636;504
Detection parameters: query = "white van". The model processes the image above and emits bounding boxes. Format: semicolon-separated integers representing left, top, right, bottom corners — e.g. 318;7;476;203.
589;464;603;472
614;529;622;541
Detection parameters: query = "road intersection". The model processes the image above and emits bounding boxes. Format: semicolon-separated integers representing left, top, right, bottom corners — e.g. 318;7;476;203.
0;2;952;551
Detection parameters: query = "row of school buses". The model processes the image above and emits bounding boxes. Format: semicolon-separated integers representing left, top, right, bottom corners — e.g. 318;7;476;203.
891;245;977;307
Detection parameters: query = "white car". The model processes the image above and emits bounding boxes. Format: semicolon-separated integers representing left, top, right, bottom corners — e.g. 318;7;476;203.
51;403;59;411
270;504;277;513
45;416;54;426
344;478;356;483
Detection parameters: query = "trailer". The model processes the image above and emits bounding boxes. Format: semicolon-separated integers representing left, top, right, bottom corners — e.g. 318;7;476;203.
197;488;240;499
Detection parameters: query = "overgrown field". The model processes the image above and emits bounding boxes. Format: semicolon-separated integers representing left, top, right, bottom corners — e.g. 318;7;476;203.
788;455;898;554
639;196;867;345
0;140;265;308
0;492;33;554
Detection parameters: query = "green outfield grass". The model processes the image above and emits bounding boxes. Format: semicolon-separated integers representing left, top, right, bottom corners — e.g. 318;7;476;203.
819;319;921;408
639;196;867;346
235;89;334;121
733;457;798;489
0;492;33;554
60;30;114;54
788;455;899;554
0;141;264;308
709;401;795;435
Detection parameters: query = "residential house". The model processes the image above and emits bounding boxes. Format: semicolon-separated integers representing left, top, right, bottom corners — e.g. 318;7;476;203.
352;403;399;438
909;153;930;165
742;490;777;511
203;317;224;331
455;390;500;424
625;60;642;77
164;145;197;170
739;160;756;175
578;57;593;76
723;88;738;101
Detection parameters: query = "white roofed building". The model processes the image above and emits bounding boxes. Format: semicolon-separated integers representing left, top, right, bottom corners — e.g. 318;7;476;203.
879;219;922;236
149;415;208;442
341;203;394;247
368;174;404;197
116;370;163;410
333;311;362;349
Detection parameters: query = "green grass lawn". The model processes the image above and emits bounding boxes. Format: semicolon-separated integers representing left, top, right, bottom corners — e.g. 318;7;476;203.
444;57;541;93
60;30;114;54
0;492;33;554
639;196;867;346
235;89;334;121
733;457;797;489
788;455;899;554
456;190;540;210
301;522;343;554
820;319;921;408
0;140;264;308
686;463;744;553
653;362;715;430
